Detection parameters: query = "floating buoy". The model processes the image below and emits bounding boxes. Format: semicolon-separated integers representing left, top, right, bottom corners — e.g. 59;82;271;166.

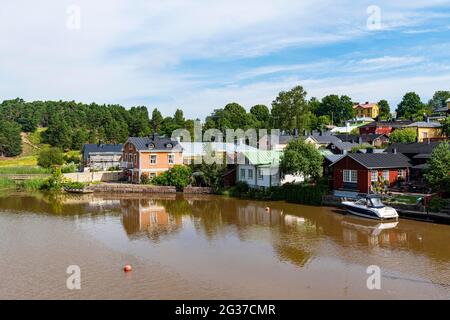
123;264;132;272
265;207;270;212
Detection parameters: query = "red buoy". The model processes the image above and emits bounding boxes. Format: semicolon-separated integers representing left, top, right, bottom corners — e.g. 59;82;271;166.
123;264;132;272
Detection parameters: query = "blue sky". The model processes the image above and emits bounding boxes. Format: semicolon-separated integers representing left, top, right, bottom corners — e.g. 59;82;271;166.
1;0;450;119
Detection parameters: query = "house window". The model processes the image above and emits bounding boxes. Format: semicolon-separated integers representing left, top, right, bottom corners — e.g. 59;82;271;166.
150;172;156;178
248;169;253;180
398;169;405;177
128;153;132;162
240;169;246;179
134;154;137;164
343;170;357;183
150;154;157;164
168;154;175;164
258;169;263;180
383;170;390;181
371;170;378;182
422;132;428;139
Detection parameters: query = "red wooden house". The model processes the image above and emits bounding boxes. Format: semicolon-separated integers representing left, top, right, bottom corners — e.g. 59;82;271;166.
358;121;412;135
330;153;411;194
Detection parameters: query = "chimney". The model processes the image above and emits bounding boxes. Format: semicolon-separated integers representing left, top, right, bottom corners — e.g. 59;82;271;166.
392;148;397;154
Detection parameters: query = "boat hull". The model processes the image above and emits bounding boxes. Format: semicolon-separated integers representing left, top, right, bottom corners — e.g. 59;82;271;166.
342;202;398;220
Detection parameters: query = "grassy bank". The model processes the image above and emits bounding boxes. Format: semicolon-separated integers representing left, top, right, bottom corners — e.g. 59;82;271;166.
0;177;46;191
0;166;52;174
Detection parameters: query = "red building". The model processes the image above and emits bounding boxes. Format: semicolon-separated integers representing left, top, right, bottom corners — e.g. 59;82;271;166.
358;121;412;135
330;153;411;194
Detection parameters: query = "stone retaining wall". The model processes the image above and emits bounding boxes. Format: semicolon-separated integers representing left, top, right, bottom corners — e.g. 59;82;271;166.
64;171;122;183
90;183;176;193
183;187;214;194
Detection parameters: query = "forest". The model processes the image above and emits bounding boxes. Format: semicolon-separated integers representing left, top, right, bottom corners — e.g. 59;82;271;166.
0;86;449;157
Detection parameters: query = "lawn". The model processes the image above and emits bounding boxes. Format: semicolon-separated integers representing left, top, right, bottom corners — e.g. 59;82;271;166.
0;155;38;167
0;166;51;174
387;195;421;205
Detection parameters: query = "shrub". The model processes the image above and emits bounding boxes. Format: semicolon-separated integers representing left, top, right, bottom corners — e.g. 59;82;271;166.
64;181;87;189
152;165;192;191
40;168;67;191
38;147;64;168
140;173;151;185
61;162;78;173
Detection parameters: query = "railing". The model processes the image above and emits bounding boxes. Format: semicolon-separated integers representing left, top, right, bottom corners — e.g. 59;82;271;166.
120;162;133;169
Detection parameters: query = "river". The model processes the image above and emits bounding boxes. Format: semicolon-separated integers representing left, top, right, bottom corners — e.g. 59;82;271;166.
0;192;449;299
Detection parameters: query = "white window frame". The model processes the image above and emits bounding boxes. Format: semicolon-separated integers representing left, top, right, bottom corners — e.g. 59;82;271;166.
168;154;175;165
248;169;253;180
383;170;390;181
134;154;137;164
128;153;132;163
150;154;157;165
240;168;246;179
257;168;263;180
343;170;357;183
397;169;405;177
371;170;378;182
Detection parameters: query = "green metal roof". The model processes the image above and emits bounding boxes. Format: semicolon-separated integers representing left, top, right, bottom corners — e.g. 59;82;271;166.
241;150;281;166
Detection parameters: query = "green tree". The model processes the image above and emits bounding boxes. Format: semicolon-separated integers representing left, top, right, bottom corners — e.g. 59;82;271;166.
250;104;270;128
396;92;424;119
0;120;22;157
191;162;226;190
280;139;323;182
378;100;391;120
150;108;164;134
174;109;185;126
389;128;417;143
152;165;192;191
38;147;64;168
129;106;151;137
315;95;354;126
428;91;450;110
440;117;450;138
271;86;309;133
424;142;450;192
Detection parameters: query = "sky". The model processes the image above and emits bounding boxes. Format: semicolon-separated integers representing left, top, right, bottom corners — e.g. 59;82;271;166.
0;0;450;119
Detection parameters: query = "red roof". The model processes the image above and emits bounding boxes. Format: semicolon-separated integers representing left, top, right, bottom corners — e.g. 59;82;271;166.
353;102;377;109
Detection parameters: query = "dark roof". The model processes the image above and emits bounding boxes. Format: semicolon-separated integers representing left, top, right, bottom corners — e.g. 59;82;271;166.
334;134;388;143
304;132;341;144
331;153;411;169
385;142;446;155
359;120;413;129
330;141;360;151
278;135;296;144
126;136;180;151
82;144;123;160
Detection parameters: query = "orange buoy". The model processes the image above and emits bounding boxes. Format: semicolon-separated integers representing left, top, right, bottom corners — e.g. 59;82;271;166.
265;207;270;211
123;264;132;272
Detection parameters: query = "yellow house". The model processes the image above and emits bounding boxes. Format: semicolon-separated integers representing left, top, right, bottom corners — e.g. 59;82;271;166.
447;98;450;110
353;102;380;119
407;121;444;142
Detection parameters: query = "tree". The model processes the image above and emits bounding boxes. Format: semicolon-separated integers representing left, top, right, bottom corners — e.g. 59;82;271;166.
129;106;151;137
441;117;450;138
315;95;354;126
150;108;164;135
191;162;226;190
152;165;192;191
280;139;323;182
0;120;22;157
174;109;185;126
38;147;64;168
396;92;424;119
271;86;308;133
428;91;450;110
378;100;391;120
250;104;270;128
389;128;417;143
424;142;450;192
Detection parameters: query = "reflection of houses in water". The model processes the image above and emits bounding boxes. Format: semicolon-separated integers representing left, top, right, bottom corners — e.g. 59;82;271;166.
341;217;407;247
88;199;121;210
237;204;283;226
121;199;182;240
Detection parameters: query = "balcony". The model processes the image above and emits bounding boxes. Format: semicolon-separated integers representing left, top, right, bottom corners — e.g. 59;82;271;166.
120;161;134;169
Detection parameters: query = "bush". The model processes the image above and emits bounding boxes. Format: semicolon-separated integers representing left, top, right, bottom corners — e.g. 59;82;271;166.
17;179;45;191
38;147;64;168
108;166;120;171
281;183;327;206
61;162;78;173
40;168;66;191
140;173;151;185
64;181;87;189
152;165;192;191
428;196;449;213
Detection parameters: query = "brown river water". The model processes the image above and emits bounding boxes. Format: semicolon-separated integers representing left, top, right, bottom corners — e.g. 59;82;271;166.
0;191;449;299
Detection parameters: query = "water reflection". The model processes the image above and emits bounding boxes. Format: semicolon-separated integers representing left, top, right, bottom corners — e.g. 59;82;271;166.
1;192;450;270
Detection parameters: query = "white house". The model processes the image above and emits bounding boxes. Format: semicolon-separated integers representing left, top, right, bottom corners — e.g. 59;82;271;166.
236;150;303;188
